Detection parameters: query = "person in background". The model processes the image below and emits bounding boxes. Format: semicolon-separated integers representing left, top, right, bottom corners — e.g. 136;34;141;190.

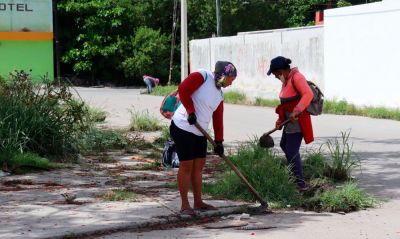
170;61;237;216
143;75;160;93
266;56;314;190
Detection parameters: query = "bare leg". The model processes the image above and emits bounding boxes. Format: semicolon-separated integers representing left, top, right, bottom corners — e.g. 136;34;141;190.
177;160;194;210
191;158;206;208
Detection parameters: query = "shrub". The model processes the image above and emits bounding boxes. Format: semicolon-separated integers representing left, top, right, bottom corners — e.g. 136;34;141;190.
121;27;169;83
0;70;89;159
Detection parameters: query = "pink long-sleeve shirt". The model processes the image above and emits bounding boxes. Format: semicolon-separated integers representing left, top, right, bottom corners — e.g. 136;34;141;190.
279;67;313;113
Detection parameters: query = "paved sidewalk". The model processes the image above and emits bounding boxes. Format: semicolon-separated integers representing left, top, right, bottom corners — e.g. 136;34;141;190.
0;151;247;239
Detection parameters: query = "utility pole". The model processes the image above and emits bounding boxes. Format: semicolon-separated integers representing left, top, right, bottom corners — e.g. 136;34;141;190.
181;0;188;81
52;0;60;80
168;0;178;85
216;0;221;37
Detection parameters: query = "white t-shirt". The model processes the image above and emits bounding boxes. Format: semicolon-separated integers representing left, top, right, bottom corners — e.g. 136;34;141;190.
172;70;223;136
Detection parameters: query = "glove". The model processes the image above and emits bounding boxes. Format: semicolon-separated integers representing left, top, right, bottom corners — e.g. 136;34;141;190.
187;112;197;125
214;141;224;157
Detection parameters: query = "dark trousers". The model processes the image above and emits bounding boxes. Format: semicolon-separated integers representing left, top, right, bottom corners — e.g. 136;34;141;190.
280;132;305;188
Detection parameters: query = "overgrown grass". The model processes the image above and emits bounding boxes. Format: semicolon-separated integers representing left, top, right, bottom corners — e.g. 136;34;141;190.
129;109;162;131
77;128;128;154
223;91;247;104
324;131;360;182
254;97;280;107
101;189;138;202
0;152;50;174
303;149;326;180
149;85;177;96
324;99;400;120
86;106;107;122
304;182;378;212
203;140;299;207
0;70;90;159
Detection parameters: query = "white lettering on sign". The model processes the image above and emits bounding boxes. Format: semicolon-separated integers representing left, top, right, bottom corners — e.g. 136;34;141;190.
0;3;33;11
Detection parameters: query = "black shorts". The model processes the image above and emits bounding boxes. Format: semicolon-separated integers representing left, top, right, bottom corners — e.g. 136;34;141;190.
170;121;207;161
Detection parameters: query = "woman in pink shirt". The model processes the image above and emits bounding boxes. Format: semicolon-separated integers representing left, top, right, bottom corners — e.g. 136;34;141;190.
267;56;314;189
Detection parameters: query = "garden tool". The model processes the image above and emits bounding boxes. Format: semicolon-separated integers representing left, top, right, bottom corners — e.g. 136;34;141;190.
194;122;269;213
259;119;291;149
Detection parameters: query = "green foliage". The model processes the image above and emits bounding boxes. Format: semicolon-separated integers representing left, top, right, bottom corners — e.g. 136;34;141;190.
129;109;162;131
223;91;247;104
0;152;50;174
337;0;352;7
0;70;88;159
203;140;299;206
304;182;378;212
121;27;169;81
58;0;174;85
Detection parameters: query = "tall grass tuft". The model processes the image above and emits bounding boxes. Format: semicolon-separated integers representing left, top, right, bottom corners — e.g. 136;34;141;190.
129;109;162;131
325;131;360;182
204;140;299;206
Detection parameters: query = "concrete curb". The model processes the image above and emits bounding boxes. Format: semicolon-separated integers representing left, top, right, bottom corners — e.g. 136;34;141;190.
46;205;250;239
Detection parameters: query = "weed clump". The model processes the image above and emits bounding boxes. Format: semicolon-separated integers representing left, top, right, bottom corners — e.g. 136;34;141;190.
204;141;299;207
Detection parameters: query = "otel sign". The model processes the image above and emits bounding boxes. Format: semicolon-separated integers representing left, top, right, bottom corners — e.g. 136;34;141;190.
0;3;33;12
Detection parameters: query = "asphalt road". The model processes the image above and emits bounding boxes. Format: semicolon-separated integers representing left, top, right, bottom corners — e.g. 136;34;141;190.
77;87;400;239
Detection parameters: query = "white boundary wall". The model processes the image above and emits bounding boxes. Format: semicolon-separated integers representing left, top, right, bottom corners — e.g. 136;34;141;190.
324;0;400;108
189;26;324;100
